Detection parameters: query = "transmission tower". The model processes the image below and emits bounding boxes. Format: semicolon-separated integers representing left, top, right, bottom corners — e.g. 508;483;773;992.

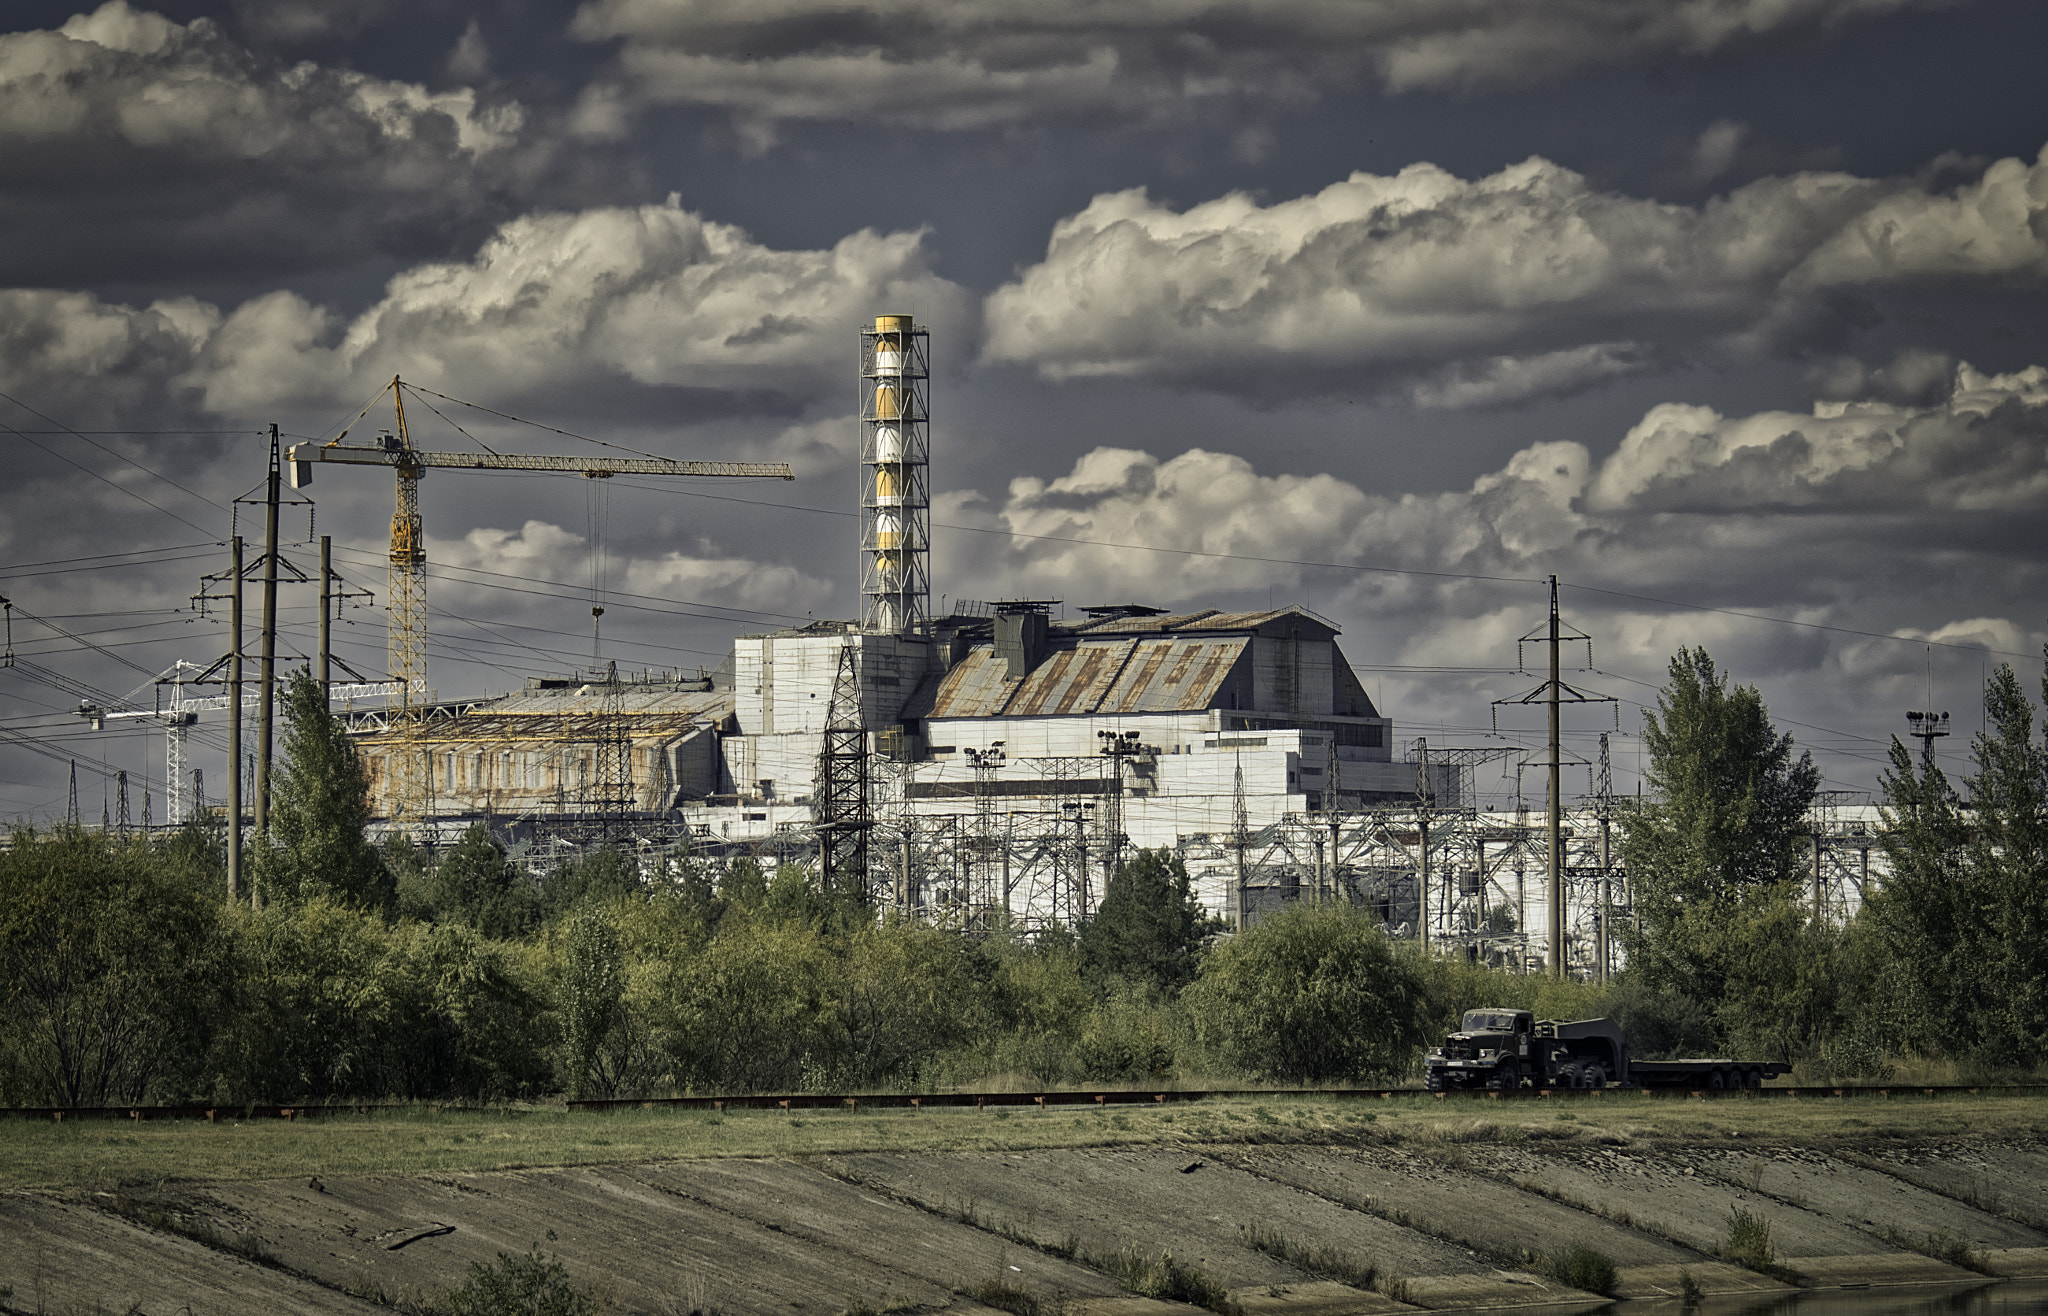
1230;754;1251;930
964;744;1007;931
586;660;635;846
1493;576;1615;978
66;761;78;828
814;641;873;902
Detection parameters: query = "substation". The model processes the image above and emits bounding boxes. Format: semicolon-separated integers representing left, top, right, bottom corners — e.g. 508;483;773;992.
43;314;1889;977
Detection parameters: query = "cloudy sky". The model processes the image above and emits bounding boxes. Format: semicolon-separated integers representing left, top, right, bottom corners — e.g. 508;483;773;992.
3;0;2046;820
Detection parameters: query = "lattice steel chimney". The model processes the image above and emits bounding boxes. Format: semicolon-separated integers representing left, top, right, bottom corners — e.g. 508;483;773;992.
860;315;930;634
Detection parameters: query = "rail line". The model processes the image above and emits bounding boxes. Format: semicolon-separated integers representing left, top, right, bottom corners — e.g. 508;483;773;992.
6;1084;2046;1122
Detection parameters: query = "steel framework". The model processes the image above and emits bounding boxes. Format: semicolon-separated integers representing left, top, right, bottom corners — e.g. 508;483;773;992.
814;642;873;900
859;317;930;635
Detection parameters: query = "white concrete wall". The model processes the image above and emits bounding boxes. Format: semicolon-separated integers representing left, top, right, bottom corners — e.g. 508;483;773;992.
734;631;929;736
924;711;1217;759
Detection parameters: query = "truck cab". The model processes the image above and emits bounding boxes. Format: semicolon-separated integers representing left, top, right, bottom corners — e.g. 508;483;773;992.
1424;1009;1535;1091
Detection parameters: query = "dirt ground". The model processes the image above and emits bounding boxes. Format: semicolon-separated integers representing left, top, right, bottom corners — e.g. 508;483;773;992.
8;1125;2048;1315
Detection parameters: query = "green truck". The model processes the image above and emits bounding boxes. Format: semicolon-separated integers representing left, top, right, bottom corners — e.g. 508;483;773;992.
1422;1009;1793;1092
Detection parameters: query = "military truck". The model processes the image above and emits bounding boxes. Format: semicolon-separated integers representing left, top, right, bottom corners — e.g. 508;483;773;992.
1422;1009;1793;1091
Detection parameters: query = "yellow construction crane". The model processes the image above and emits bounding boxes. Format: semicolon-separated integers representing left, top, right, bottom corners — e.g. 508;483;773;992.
289;376;794;819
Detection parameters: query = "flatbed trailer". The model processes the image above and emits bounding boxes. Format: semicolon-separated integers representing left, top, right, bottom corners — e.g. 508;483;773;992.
1424;1008;1794;1092
1630;1059;1794;1090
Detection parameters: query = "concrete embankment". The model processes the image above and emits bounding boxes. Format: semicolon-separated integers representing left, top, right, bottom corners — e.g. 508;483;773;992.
8;1129;2048;1314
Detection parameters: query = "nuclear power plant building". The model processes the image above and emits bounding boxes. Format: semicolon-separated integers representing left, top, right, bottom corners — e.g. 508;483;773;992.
346;313;1457;923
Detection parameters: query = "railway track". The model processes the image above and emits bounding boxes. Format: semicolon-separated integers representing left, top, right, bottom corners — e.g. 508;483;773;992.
6;1082;2044;1121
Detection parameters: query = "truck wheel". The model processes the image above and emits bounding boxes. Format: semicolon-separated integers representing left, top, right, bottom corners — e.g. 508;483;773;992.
1557;1064;1581;1089
1495;1060;1520;1091
1585;1064;1607;1090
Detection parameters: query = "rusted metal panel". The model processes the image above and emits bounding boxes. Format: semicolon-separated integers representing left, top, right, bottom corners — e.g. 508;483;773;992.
1050;648;1111;714
1107;640;1175;713
1003;646;1077;715
923;648;1014;718
927;634;1261;718
1185;641;1246;706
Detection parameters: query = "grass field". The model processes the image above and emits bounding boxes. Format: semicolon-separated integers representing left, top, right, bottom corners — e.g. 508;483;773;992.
6;1089;2047;1191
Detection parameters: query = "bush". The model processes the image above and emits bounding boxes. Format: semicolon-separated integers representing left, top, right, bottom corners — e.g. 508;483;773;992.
224;899;551;1101
1187;905;1429;1083
1722;1208;1775;1270
1537;1243;1616;1295
1072;984;1179;1081
418;1244;602;1315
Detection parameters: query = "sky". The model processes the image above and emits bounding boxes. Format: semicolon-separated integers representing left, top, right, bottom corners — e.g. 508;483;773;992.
3;0;2047;822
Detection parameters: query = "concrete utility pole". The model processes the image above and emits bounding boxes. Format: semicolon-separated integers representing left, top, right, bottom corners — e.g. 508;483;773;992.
227;535;243;902
319;534;332;709
1548;577;1563;980
255;424;281;841
1415;736;1432;953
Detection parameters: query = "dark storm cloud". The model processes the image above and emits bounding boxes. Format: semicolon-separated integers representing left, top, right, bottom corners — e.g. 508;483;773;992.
984;147;2048;405
0;3;588;290
565;0;1952;140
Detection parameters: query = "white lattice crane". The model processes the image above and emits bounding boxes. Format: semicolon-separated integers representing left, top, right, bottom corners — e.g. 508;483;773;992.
288;376;795;818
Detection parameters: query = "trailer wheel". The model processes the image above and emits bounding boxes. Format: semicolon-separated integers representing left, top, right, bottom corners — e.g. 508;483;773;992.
1706;1070;1727;1091
1743;1068;1763;1090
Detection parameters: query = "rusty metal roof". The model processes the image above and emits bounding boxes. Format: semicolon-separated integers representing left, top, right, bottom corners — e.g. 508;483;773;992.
918;636;1249;719
1063;605;1337;637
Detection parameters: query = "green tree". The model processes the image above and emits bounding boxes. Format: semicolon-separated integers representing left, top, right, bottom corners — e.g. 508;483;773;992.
227;897;549;1101
559;906;625;1099
1618;648;1822;1052
432;823;536;939
1187;905;1429;1083
1870;660;2048;1062
834;918;982;1088
1079;849;1216;991
542;847;638;919
0;828;230;1106
261;669;391;910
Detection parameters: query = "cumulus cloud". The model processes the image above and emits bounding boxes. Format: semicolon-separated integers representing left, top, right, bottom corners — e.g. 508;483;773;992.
984;147;2048;403
939;359;2048;784
433;520;831;618
951;358;2048;625
0;199;968;425
0;2;565;288
567;0;1940;136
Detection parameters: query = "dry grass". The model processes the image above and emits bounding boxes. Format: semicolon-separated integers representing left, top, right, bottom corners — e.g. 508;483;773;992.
2;1090;2045;1191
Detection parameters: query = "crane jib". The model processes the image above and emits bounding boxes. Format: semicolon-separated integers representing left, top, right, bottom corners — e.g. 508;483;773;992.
285;442;794;488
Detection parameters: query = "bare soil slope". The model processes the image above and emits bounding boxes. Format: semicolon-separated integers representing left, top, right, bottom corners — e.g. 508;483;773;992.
9;1115;2048;1314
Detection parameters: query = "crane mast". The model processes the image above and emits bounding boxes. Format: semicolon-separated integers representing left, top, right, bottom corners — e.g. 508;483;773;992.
388;385;428;717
